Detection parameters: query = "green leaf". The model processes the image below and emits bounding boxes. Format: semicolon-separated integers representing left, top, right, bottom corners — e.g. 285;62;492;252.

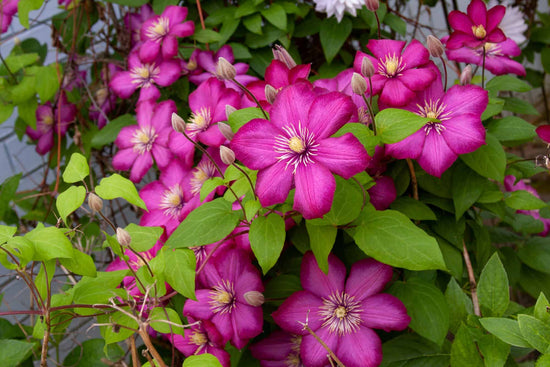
542;48;550;74
505;190;547;210
91;114;137;148
532;26;550;43
478;253;509;317
193;29;222;43
60;249;97;277
200;177;225;202
234;0;261;18
64;339;119;367
25;225;73;261
72;271;128;315
461;133;506;183
261;3;287;30
56;186;86;224
518;238;550;274
450;324;484;367
125;223;163;252
1;53;39;74
0;225;16;244
352;208;446;271
18;0;43;28
384;13;406;36
17;98;37;128
98;308;138;344
536;354;550;367
380;334;449;367
227;107;267;132
480;317;532;348
319;17;352;63
183;354;223;367
102;0;147;6
165;198;241;248
487;116;536;146
503;97;540;115
535;293;550;324
478;334;510;367
243;14;263;34
486;75;532;94
63;153;89;183
0;174;21;220
0;339;34;367
306;222;337;274
11;75;36;103
308;176;363;226
0;104;14;124
0;236;34;269
162;248;196;300
518;314;550;353
216;9;240;45
481;98;505;120
264;274;302;302
149;307;184;335
333;123;379;156
445;278;473;334
95;174;146;210
389;278;449;346
250;213;286;274
452;162;485;219
390;196;437;221
35;64;60;102
152;0;179;14
375;108;431;144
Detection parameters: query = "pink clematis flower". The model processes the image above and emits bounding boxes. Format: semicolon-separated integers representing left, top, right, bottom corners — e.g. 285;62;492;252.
109;50;181;102
183;248;264;349
125;4;155;47
536;125;550;144
354;39;436;107
139;5;194;63
385;71;488;177
444;37;525;76
26;94;76;155
112;100;176;182
250;330;310;367
230;82;368;219
1;0;19;33
368;176;397;210
272;252;410;367
446;0;506;49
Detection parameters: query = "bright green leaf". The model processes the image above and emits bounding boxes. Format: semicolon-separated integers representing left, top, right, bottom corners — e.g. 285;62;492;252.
535;293;550;324
479;317;532;348
487;116;536;146
25;225;73;261
125;223;163;252
250;213;286;274
306;222;337;274
375;108;431;144
505;190;547;210
18;0;43;28
183;354;223;367
56;186;86;224
0;225;16;244
227;107;267;132
95;174;146;210
72;271;128;315
162;248;196;300
35;64;60;102
149;307;184;335
63;153;89;183
518;314;550;353
60;249;97;277
390;196;436;221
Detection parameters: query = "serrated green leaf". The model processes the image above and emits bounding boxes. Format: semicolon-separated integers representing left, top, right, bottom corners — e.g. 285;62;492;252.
518;314;550;353
261;3;287;30
375;108;431;144
480;317;532;348
162;248;196;300
25;225;73;261
319;17;352;63
125;223;163;252
95;174;146;210
478;253;509;317
149;307;184;335
63;153;89;183
56;185;86;224
306;222;337;274
505;190;547;210
250;213;286;274
91;114;137;148
461;133;506;183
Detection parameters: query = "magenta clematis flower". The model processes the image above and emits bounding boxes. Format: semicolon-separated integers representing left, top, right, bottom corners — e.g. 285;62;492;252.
385;72;488;177
444;37;525;76
504;175;550;236
125;4;155;46
171;319;230;367
536;125;550;144
26;94;76;155
230;82;368;219
1;0;19;33
112;100;176;183
446;0;506;49
272;252;410;367
354;40;436;107
250;330;309;367
109;51;181;102
139;5;194;63
183;248;264;349
368;176;397;211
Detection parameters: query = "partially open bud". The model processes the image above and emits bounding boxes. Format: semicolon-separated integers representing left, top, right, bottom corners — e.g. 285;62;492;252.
218;122;234;141
116;227;131;247
216;57;236;80
88;192;103;213
220;145;236;165
244;291;265;307
225;105;237;120
365;0;379;12
351;72;368;95
265;84;278;104
427;35;444;58
361;57;375;78
460;65;472;85
172;112;186;133
272;45;297;69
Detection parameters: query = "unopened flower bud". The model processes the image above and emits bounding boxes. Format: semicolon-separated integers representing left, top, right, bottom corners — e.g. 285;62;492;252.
365;0;379;12
216;57;236;80
244;291;265;307
88;192;103;213
116;227;131;247
172;112;186;133
265;84;278;104
427;35;444;58
219;145;236;165
13;37;21;46
272;44;297;69
225;105;237;120
361;57;375;78
351;72;368;95
218;122;234;141
460;65;472;85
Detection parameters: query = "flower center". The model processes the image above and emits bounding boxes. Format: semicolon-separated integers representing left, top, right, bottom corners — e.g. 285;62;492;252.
379;54;405;78
43;115;54;126
472;24;487;39
131;126;157;154
130;64;160;88
146;16;170;41
190;160;217;195
274;123;319;173
209;279;236;314
416;98;450;135
186;107;212;136
190;331;208;346
319;292;362;336
159;184;185;218
187;58;198;71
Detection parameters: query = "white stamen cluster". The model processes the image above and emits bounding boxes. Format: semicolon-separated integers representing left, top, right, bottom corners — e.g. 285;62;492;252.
146;16;170;41
131;126;157;154
159;184;184;218
130;64;160;88
190;160;217;195
209;279;236;314
186;107;212;137
416;98;450;136
378;54;406;78
274;123;319;174
318;292;362;335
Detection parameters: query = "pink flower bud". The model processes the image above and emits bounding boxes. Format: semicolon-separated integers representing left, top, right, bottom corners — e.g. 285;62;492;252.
244;291;265;307
272;45;297;69
361;57;375;78
218;122;234;141
351;72;368;95
365;0;379;12
427;35;445;58
216;57;236;80
265;84;278;104
88;192;103;213
220;145;236;165
116;227;131;247
171;112;186;133
225;105;237;120
460;65;472;85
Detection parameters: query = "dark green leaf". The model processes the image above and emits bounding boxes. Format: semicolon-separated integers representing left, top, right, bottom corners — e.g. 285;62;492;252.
243;14;263;34
64;339;116;367
450;324;484;367
542;48;550;74
0;339;34;367
264;274;302;301
384;13;406;35
452;162;485;219
487;116;536;146
478;253;510;317
479;317;532;348
486;75;532;94
162;248;196;300
518;237;550;274
193;29;222;43
261;4;287;30
375;108;431;144
503;97;540;115
250;213;286;274
306;222;337;274
0;174;21;220
478;334;510;367
390;196;436;221
319;17;352;63
380;334;449;367
505;190;547;210
445;278;473;334
308;176;363;226
91;114;137;148
461;133;506;183
95;174;146;210
102;0;147;7
481;98;505;120
152;0;179;14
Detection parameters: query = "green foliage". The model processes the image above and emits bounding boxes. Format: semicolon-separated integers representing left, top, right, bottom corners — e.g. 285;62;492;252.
183;354;223;367
162;248;196;300
91;114;137;148
0;339;35;367
319;17;352;63
250;213;286;274
375;108;431;144
461;133;506;183
56;185;86;224
478;253;510;317
95;174;146;210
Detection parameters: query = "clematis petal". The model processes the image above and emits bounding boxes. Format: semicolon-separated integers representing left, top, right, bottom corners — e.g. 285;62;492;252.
315;134;368;179
366;39;406;60
400;39;431;69
385;129;425;160
109;71;137;99
442;113;486;155
162;5;187;24
230;119;281;170
467;0;487;27
231;303;263;342
442;85;488;117
255;160;294;207
265;60;292;89
487;5;506;31
139;40;160;63
172;21;195;38
360;294;411;331
399;68;436;91
270;82;316;131
417;130;457;178
36;133;54;155
139;181;164;210
300;329;337;367
161;35;179;60
301;252;346;298
152;145;173;169
336;326;383;367
448;11;474;34
536;125;550;144
293;163;336;220
346;258;393;301
368;176;397;210
114;126;138;149
379;79;415;107
112;148;137;171
307;92;355;138
272;290;324;334
487;28;507;44
446;32;474;50
130;153;153;182
155;60;182;86
183;289;215;320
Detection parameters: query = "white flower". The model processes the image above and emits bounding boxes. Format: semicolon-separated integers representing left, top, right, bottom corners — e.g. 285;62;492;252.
489;0;527;45
313;0;364;22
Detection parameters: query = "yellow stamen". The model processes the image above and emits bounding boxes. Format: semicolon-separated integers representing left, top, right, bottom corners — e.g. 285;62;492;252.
288;136;305;153
335;306;347;319
213;290;232;305
190;331;207;346
472;24;487;39
43;115;54;126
